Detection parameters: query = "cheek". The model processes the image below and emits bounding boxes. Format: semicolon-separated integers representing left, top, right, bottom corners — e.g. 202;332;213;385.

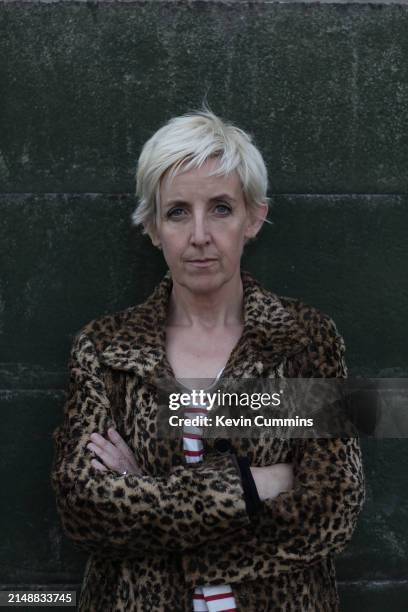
216;222;248;245
214;230;247;262
160;231;185;257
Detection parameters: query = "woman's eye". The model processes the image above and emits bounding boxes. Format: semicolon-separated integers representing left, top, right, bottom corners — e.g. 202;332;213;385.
215;202;232;215
166;203;231;219
166;207;186;219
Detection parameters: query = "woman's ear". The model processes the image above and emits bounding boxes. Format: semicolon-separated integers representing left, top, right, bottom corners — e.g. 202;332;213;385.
146;223;162;249
244;202;269;240
150;236;162;250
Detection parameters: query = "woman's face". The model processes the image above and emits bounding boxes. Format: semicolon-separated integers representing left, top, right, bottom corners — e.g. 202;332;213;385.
151;156;267;294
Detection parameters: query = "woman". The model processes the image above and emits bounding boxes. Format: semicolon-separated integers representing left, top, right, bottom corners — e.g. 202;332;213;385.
51;109;365;611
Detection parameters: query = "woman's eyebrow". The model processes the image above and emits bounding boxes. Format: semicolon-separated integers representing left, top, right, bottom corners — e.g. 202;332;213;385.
164;194;236;207
210;193;236;202
163;198;188;208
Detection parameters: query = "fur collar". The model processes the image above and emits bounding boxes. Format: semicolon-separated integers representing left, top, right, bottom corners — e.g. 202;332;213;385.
99;269;311;382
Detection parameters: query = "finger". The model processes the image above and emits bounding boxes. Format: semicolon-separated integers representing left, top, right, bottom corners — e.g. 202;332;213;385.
107;429;144;475
89;432;124;462
107;428;135;460
87;442;120;470
88;431;138;474
91;458;108;472
90;432;114;450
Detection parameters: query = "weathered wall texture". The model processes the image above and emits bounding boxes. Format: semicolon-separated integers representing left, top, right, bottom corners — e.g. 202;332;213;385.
0;1;407;609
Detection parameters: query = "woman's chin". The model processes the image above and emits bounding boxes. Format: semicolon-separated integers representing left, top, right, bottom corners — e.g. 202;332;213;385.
176;267;227;293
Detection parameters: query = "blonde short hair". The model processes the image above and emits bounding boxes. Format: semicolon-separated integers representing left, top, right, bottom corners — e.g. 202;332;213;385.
131;107;270;237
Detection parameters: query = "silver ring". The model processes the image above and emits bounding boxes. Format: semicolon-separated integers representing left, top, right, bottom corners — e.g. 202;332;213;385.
122;470;128;476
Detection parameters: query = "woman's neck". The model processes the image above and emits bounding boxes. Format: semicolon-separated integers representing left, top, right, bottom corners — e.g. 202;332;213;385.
166;273;244;330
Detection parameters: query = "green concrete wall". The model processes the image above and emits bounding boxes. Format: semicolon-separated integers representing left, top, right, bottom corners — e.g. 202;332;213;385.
1;1;407;609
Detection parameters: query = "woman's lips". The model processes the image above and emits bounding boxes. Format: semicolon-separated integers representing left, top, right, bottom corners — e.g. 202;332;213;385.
186;259;217;268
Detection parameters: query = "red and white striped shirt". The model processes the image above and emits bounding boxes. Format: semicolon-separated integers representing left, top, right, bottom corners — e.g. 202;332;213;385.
178;370;238;612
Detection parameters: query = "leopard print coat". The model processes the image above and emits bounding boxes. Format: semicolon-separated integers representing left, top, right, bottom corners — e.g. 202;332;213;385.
51;269;365;611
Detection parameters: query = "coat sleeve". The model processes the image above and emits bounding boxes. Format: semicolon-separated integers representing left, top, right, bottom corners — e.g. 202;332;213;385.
51;330;251;559
255;320;365;569
181;314;366;587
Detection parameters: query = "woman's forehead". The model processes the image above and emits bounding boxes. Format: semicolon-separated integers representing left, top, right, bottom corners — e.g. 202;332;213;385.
160;159;242;201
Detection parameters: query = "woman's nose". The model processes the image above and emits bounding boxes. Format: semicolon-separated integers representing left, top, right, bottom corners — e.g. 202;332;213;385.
190;214;211;245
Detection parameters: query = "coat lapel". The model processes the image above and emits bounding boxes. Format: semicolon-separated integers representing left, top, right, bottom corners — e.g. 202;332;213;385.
100;269;312;381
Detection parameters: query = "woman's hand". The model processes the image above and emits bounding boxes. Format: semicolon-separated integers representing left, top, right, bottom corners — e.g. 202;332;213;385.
250;463;294;501
87;427;142;476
